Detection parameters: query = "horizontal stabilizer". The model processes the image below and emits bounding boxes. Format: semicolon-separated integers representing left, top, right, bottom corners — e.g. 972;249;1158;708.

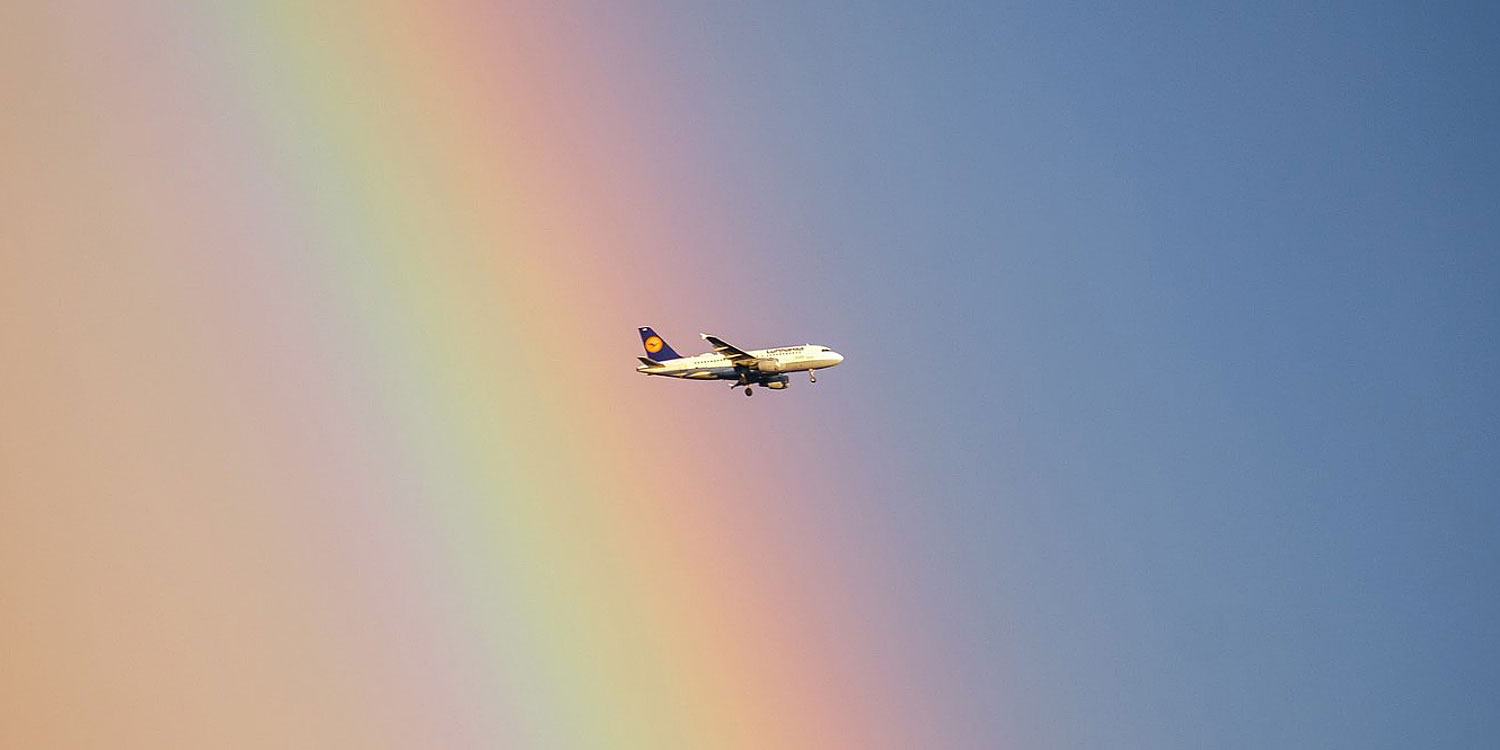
638;356;664;368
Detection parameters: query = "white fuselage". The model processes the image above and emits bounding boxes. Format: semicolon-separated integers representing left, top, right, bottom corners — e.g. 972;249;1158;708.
637;344;844;380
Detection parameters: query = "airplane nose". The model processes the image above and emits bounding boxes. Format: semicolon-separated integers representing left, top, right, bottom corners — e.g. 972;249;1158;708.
831;351;845;365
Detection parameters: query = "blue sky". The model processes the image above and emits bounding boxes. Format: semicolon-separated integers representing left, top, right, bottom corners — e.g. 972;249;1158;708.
619;2;1499;747
7;3;1494;748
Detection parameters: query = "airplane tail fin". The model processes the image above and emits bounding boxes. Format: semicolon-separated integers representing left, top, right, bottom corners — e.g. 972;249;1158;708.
638;327;682;360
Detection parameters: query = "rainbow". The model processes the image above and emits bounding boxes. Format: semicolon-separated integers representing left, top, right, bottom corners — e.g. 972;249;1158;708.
3;3;946;748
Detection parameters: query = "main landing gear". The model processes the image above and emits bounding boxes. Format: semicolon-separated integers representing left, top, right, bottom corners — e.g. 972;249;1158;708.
744;386;754;397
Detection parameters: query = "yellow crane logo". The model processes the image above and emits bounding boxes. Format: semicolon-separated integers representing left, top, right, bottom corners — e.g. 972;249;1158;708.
644;336;664;354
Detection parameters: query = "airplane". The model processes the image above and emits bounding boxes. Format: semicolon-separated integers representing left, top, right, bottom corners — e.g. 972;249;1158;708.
635;326;844;397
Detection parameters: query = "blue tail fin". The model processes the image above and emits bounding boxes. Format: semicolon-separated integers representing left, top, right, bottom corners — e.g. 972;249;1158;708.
638;326;682;360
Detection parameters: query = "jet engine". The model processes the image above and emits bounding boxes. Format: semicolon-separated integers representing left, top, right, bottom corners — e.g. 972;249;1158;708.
754;358;783;373
764;376;790;390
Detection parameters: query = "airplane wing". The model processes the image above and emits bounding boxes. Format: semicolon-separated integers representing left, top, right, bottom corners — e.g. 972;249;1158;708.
701;333;758;365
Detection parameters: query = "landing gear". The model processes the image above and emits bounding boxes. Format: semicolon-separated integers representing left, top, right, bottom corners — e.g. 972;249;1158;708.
809;370;817;383
744;386;754;397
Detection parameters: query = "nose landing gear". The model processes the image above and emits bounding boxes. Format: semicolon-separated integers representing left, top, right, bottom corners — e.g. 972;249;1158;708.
809;370;817;383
